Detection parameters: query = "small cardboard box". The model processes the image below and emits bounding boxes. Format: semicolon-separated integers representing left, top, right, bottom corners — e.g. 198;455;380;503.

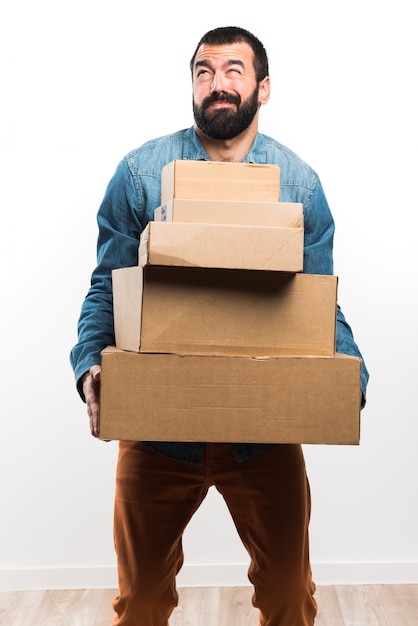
138;221;304;272
99;347;361;444
112;266;337;357
154;199;303;228
161;160;281;204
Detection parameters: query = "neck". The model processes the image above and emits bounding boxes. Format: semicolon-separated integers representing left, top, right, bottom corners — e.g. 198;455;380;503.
194;118;259;163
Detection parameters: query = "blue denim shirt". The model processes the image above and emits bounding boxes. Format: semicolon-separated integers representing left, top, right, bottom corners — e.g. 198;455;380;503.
70;126;369;464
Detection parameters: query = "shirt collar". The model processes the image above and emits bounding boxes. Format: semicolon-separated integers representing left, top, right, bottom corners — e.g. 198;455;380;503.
183;127;267;164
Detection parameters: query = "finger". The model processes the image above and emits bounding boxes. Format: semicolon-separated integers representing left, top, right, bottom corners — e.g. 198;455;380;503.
85;388;100;438
90;365;101;382
88;404;100;438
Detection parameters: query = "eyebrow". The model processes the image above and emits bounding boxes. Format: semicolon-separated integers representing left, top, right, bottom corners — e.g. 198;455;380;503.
194;58;245;71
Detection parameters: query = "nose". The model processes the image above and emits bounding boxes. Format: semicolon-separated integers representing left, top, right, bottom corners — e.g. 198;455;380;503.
210;70;227;93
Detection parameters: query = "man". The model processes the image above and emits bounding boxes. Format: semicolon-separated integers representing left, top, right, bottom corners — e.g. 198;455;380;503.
71;26;369;626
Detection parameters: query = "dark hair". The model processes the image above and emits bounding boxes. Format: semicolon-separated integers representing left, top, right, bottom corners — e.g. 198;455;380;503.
190;26;269;83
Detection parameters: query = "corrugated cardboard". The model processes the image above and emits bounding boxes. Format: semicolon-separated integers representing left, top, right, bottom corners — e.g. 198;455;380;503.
99;347;361;444
138;221;304;272
112;266;337;357
161;160;281;204
154;199;303;228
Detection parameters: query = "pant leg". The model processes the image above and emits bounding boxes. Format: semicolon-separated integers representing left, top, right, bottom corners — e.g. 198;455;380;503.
112;442;208;626
210;444;317;626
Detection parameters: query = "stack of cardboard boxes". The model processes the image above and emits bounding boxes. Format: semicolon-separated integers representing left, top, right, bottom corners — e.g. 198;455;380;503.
100;160;361;445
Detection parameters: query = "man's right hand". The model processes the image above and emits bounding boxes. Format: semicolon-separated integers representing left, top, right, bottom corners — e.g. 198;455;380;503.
82;365;102;438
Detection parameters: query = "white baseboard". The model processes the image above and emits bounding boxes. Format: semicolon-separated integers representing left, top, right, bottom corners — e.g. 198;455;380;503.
1;562;417;592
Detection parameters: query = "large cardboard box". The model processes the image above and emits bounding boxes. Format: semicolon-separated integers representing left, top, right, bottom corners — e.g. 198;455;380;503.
99;347;361;444
112;266;337;357
138;221;304;272
161;160;281;204
154;199;303;228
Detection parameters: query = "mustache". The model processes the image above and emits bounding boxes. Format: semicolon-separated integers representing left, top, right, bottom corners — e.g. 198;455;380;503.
201;91;241;111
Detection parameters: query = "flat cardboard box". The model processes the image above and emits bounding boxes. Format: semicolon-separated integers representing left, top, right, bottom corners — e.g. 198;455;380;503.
138;221;304;272
154;199;303;228
99;347;361;444
161;160;281;204
112;267;337;357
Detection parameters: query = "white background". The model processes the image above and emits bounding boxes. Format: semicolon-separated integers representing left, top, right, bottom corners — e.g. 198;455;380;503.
1;0;417;590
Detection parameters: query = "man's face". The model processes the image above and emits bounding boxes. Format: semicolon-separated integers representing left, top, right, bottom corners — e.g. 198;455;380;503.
192;42;267;140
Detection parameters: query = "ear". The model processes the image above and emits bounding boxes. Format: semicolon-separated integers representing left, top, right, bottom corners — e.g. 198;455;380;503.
258;76;270;105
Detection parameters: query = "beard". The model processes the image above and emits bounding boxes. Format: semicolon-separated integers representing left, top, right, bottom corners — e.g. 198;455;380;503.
193;86;260;140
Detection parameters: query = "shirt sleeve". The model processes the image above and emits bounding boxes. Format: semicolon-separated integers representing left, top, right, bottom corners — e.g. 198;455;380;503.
69;159;143;399
303;176;369;407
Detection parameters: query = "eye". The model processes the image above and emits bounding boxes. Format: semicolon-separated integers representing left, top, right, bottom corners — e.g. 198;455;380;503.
196;69;211;80
228;67;243;76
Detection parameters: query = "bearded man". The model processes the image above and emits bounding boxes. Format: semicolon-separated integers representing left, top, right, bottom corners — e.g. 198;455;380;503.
71;26;368;626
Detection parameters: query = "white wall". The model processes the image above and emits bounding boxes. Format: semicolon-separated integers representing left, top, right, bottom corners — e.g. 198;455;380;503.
1;0;417;591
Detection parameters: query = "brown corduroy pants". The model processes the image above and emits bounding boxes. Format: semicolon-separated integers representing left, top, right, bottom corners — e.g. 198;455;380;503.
112;442;317;626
